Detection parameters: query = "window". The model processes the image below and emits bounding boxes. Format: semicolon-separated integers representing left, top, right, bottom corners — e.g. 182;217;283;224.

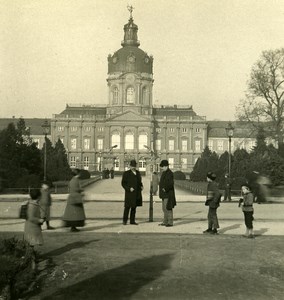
114;158;119;171
139;159;146;170
217;140;223;151
195;128;201;133
170;128;174;133
169;139;175;151
181;158;187;170
71;138;77;150
195;140;201;151
156;139;161;151
112;87;118;104
126;87;135;104
84;126;91;132
84;138;90;150
142;87;148;104
97;138;103;150
125;133;134;150
70;156;76;167
208;140;213;151
181;140;187;151
57;126;64;132
111;133;120;149
98;127;104;132
83;157;89;170
156;128;161;133
33;138;40;148
70;126;77;132
182;128;187;133
168;158;174;169
138;134;148;150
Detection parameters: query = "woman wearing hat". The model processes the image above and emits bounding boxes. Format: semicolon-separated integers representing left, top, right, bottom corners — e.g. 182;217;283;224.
204;172;222;234
121;159;143;225
159;160;176;227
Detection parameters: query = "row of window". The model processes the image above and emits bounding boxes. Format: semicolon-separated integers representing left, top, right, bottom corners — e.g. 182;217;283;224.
69;156;197;170
57;126;202;133
66;136;201;151
111;86;150;105
208;139;256;152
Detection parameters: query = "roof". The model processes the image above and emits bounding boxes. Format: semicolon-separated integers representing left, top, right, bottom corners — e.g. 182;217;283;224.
0;118;50;135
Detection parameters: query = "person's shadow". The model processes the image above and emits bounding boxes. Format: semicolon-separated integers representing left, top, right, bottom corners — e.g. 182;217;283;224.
218;224;241;234
42;253;174;300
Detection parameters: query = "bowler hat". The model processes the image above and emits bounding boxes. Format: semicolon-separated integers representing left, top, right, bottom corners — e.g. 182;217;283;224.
207;172;217;181
129;159;137;167
160;160;169;167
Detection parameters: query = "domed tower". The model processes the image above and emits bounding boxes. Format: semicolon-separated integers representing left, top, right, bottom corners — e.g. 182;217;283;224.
106;6;154;116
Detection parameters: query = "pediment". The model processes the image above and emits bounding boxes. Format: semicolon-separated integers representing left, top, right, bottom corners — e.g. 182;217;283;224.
109;111;151;122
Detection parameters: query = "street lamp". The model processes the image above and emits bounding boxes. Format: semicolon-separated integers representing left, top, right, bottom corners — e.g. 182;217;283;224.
41;119;50;181
225;122;234;199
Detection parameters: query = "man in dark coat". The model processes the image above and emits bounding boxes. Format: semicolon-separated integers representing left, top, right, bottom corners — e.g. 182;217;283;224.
158;160;176;227
121;160;143;225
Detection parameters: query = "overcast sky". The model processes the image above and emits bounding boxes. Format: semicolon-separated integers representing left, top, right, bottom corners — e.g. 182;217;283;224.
1;0;284;121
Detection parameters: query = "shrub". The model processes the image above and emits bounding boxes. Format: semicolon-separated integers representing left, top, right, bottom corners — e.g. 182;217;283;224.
79;169;91;180
0;237;37;299
173;171;186;180
15;174;41;192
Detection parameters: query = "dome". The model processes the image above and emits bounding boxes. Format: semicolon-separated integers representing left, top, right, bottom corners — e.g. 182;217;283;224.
108;46;153;74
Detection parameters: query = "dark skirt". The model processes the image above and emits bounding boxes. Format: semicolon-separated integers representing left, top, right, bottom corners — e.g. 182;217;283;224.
64;220;85;227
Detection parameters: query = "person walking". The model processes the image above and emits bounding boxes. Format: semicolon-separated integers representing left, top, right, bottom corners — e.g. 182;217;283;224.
203;172;222;234
151;171;159;196
223;173;232;201
239;184;254;238
110;167;115;179
62;168;86;232
158;160;176;227
121;159;143;225
39;181;55;230
24;189;44;247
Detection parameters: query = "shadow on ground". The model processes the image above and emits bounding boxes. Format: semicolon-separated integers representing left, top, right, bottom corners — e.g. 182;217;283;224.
42;253;174;300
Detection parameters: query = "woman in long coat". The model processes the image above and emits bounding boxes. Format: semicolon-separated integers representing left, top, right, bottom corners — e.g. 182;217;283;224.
121;160;143;225
62;169;86;232
24;189;44;246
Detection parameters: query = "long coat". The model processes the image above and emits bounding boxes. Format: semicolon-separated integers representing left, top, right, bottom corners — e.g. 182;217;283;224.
62;175;86;224
206;181;221;209
121;169;143;208
24;200;43;246
39;189;52;220
159;168;176;209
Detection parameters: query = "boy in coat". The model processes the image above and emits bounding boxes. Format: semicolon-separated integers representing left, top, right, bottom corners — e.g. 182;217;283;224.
121;159;143;225
158;160;176;227
39;181;55;230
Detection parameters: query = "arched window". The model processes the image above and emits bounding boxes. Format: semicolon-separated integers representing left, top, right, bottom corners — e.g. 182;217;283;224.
125;133;134;149
126;87;135;104
138;133;148;150
112;87;118;104
111;132;120;149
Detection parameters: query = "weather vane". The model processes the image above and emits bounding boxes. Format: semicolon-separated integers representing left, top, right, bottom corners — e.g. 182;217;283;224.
127;4;134;18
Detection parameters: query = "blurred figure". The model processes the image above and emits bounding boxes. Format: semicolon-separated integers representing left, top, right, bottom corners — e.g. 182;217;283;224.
151;171;159;196
159;160;176;227
24;189;44;247
105;168;110;179
203;172;222;235
121;160;143;225
223;173;232;201
256;173;271;203
239;184;254;238
62;169;86;232
110;167;114;179
39;181;55;230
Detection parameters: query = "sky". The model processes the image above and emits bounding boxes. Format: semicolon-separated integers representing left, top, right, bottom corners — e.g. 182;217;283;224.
1;0;284;121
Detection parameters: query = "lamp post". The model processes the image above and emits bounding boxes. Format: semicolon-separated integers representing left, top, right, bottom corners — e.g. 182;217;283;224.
225;122;234;199
144;145;154;222
41;119;50;181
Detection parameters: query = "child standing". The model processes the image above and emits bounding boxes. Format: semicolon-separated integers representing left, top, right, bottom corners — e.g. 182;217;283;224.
239;184;254;238
39;181;55;230
24;189;44;246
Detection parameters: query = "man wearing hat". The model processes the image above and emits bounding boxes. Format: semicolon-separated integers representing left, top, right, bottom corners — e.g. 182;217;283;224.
158;160;176;227
121;159;143;225
204;172;222;234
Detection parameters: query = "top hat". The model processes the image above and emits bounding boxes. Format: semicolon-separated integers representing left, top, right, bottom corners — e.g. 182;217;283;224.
129;159;137;167
160;160;169;167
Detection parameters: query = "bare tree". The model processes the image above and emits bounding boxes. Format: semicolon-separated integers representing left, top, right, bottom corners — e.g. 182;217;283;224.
236;48;284;146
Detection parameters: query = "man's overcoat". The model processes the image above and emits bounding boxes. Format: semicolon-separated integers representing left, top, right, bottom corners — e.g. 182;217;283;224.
159;168;176;209
121;170;143;208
